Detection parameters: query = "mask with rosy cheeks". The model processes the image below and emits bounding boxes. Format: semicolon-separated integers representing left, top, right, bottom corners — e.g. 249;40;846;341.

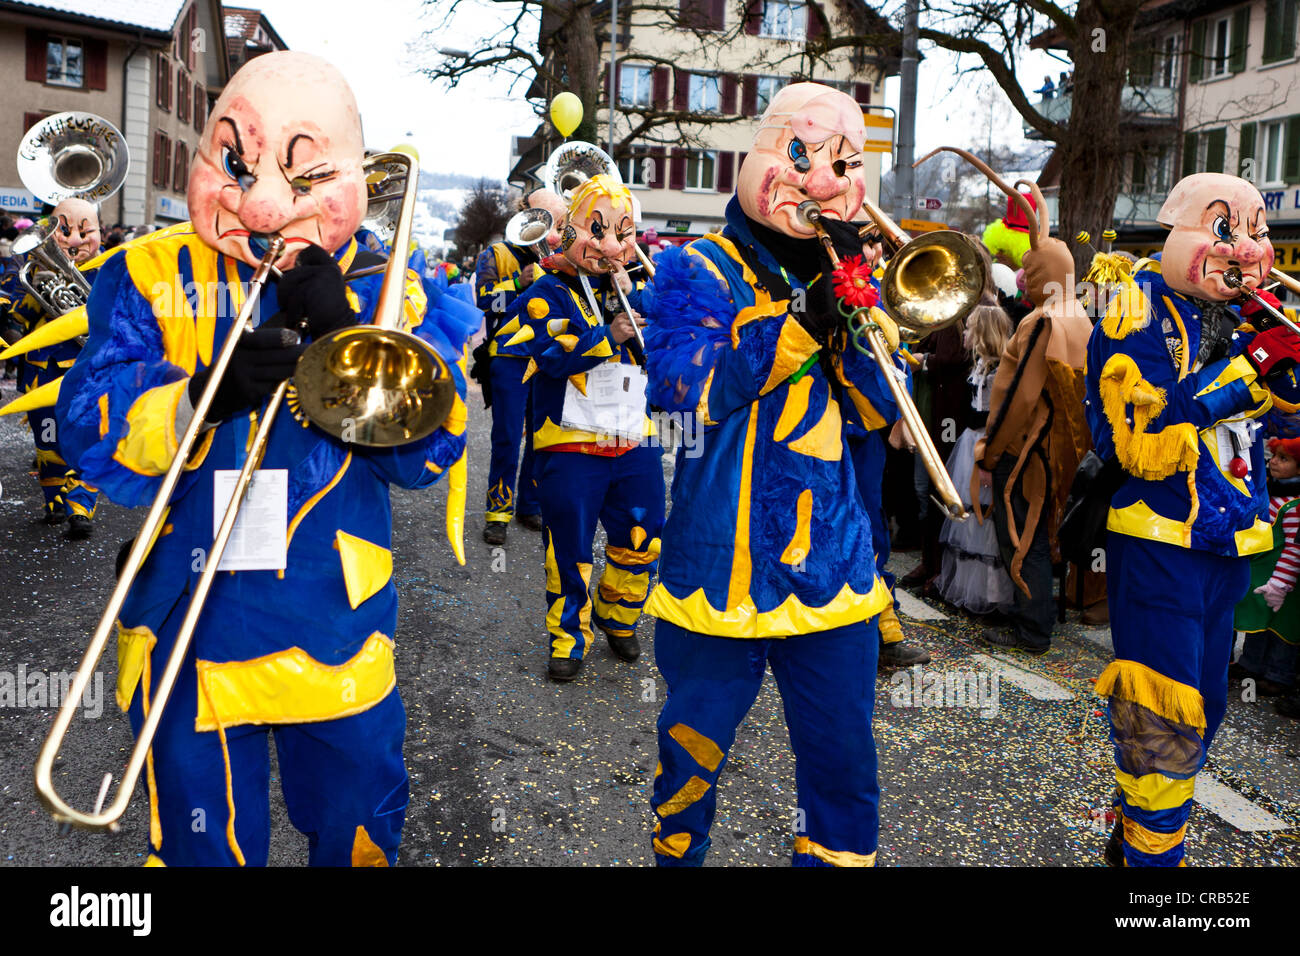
50;198;100;264
560;175;636;274
1157;173;1273;301
188;51;367;270
737;82;868;238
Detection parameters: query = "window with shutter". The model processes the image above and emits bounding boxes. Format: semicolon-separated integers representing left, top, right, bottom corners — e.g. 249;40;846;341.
1182;131;1197;176
186;7;198;70
670;149;687;189
721;74;738;114
717;151;735;192
652;67;669;109
1206;127;1226;173
194;85;206;131
1262;0;1299;64
1229;6;1249;73
1189;20;1206;82
760;1;807;39
1284;115;1300;182
1260;120;1285;184
673;70;689;110
26;30;46;83
157;54;171;110
178;73;190;123
45;36;85;88
743;0;763;34
174;143;187;192
152;132;164;186
1239;122;1257;179
741;75;758;116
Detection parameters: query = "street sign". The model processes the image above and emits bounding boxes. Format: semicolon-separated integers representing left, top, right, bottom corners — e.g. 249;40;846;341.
916;197;942;210
861;112;893;154
900;218;948;233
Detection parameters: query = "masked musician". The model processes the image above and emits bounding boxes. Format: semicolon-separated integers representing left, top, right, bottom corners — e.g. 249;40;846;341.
55;52;477;866
1086;172;1300;866
640;83;898;866
472;188;566;546
512;173;664;682
1;198;104;536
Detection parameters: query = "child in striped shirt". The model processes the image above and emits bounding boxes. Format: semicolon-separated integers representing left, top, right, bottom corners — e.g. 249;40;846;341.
1232;436;1300;700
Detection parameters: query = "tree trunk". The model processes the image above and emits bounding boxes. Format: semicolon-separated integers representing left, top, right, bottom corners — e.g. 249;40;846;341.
1057;0;1143;277
565;2;602;145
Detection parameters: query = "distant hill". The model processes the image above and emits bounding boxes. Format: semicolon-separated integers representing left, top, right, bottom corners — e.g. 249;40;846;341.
418;171;504;192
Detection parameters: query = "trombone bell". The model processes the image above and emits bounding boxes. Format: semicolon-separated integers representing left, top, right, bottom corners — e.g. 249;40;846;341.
882;231;987;337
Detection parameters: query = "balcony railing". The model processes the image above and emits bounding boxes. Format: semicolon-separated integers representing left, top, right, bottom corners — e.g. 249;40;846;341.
1023;85;1179;138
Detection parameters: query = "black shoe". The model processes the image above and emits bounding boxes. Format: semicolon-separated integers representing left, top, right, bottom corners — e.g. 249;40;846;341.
899;565;931;588
547;657;583;682
482;521;507;546
43;505;67;526
1104;818;1126;867
980;628;1049;656
878;642;931;669
65;515;92;540
517;513;544;533
1275;694;1300;720
604;631;641;662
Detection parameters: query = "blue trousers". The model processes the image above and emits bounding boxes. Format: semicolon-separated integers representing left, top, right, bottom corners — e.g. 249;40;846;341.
651;618;880;867
128;632;408;867
849;429;893;590
28;405;98;519
1104;533;1248;866
485;357;540;522
535;445;664;658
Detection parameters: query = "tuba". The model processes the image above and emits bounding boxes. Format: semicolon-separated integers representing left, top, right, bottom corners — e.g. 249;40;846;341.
543;140;619;200
13;111;129;317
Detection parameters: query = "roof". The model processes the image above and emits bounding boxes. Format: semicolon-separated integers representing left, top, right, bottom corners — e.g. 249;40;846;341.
223;5;288;50
0;0;184;34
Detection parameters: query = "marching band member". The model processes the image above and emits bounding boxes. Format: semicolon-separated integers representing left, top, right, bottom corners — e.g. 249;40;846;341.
2;198;104;536
641;83;897;866
472;189;566;546
515;174;664;682
1086;172;1300;866
56;52;476;866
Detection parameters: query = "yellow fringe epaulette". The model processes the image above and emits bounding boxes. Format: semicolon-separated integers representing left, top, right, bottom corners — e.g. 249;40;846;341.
1098;353;1198;480
1100;271;1151;340
1095;659;1206;730
1084;251;1134;287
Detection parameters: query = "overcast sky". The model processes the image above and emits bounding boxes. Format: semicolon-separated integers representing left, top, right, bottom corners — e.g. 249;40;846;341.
251;0;1065;183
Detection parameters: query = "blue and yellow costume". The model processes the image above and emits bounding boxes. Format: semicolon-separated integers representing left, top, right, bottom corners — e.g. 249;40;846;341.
475;241;542;526
1086;258;1294;866
0;261;101;522
57;224;477;866
515;267;664;661
640;198;894;867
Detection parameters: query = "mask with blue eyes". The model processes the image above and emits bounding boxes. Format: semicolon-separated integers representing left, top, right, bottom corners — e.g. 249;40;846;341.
1156;173;1274;302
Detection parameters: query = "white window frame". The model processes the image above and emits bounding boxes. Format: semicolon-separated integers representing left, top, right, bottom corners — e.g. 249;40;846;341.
1261;120;1286;186
1208;15;1232;78
617;150;657;188
689;73;721;113
45;35;84;88
760;0;807;40
683;149;718;191
1157;34;1179;87
755;75;786;114
619;64;653;108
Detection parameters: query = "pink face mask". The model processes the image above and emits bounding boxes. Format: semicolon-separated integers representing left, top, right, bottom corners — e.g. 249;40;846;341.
50;197;100;264
1157;173;1273;301
188;52;367;270
560;175;636;275
737;83;869;238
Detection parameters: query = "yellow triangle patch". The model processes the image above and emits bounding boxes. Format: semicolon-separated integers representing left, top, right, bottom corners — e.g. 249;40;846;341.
335;530;393;610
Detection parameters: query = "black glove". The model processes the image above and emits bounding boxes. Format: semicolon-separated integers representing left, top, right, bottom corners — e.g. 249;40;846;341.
188;326;304;423
273;244;355;340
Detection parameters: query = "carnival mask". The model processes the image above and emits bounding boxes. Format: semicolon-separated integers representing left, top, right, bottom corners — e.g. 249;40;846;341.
737;83;868;238
1158;173;1273;301
188;51;368;270
560;175;636;275
50;197;100;264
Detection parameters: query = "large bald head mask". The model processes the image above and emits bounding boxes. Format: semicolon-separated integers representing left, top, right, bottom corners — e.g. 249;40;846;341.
50;197;100;264
737;82;868;237
188;51;367;269
1157;173;1273;301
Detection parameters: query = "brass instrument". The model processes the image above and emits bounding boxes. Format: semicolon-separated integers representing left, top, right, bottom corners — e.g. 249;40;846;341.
544;141;619;201
33;236;286;831
1225;267;1300;338
294;149;456;447
798;199;979;521
505;207;555;261
35;149;455;831
13;111;129;318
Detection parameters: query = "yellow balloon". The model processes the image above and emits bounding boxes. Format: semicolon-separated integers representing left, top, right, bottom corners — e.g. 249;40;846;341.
550;92;583;138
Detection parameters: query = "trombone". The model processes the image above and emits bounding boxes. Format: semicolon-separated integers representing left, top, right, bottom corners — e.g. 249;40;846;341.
797;198;980;521
1225;266;1300;337
34;149;455;830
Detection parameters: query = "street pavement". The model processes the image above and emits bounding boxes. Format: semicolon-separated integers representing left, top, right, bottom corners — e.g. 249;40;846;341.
0;375;1297;867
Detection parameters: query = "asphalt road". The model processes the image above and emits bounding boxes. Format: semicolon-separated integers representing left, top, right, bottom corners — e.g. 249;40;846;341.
1;376;1297;867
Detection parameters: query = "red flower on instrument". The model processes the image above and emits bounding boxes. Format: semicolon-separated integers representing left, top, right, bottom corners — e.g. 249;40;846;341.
832;256;879;310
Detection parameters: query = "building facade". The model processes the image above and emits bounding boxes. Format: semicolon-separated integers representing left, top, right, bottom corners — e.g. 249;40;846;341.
0;0;234;229
512;0;899;242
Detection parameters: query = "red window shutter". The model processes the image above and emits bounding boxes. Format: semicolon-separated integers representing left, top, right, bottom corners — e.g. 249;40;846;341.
709;0;726;29
23;111;50;135
186;8;197;70
85;39;109;90
854;82;872;104
178;74;188;122
670;148;687;189
741;75;758;116
162;137;172;188
717;151;735;192
807;2;826;39
649;146;666;187
739;151;748;173
173;143;183;191
194;85;205;131
721;73;738;114
26;30;46;82
673;70;689;110
152;132;162;185
743;0;762;34
652;67;669;109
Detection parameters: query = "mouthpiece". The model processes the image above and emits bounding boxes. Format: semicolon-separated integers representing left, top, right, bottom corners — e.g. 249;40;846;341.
796;201;822;227
1223;267;1244;290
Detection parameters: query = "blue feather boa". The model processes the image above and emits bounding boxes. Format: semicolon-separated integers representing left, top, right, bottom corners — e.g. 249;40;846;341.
642;246;735;411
